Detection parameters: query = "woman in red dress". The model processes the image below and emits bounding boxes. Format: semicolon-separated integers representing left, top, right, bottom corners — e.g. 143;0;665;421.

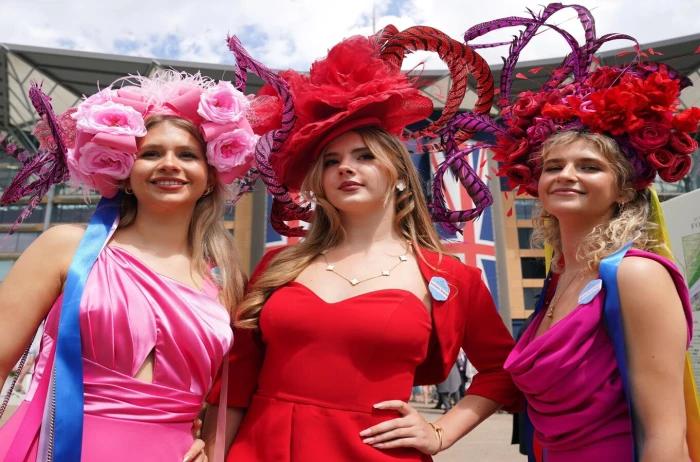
204;29;521;461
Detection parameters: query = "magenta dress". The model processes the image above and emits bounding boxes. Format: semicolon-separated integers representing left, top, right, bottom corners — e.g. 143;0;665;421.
0;246;232;461
504;249;693;462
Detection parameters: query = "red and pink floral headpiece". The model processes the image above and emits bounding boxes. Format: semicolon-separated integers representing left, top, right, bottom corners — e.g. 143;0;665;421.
446;3;699;196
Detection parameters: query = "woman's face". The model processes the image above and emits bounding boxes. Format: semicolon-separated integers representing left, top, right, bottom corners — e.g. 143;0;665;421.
128;120;210;211
319;130;392;215
538;139;626;222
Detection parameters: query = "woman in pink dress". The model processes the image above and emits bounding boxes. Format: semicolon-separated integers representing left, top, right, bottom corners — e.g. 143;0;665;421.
0;71;259;461
455;4;698;460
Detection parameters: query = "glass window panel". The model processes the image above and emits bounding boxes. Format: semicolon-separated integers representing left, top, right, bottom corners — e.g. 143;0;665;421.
0;233;19;252
523;287;543;310
52;203;97;223
0;260;14;281
0;204;45;224
515;199;537;220
517;228;534;249
16;232;40;252
0;232;40;253
521;257;546;279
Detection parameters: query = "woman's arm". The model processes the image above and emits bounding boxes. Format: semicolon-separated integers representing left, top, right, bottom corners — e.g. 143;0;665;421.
202;406;246;459
360;393;501;454
618;256;689;462
360;265;519;454
0;225;82;384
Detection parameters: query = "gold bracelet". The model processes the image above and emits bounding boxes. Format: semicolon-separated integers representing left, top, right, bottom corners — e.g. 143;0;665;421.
428;422;444;455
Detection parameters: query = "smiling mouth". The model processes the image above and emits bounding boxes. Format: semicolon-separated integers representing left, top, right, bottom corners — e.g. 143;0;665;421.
550;188;583;194
151;179;188;186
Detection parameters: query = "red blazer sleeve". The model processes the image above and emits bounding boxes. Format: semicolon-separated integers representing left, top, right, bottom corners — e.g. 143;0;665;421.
206;247;284;408
460;266;523;413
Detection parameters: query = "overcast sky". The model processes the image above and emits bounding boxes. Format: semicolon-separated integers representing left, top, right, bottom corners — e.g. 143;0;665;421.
1;0;698;71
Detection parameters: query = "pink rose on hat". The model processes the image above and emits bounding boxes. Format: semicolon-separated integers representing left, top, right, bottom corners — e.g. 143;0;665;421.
67;141;135;197
76;100;146;136
207;128;258;184
197;81;250;125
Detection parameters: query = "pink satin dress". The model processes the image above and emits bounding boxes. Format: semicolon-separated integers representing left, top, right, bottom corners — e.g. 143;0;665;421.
0;245;233;461
504;249;693;462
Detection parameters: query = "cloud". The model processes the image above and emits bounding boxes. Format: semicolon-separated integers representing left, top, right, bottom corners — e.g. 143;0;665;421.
0;0;697;72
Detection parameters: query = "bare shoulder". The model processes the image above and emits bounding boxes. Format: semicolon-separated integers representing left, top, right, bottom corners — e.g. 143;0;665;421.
38;224;86;252
26;224;86;269
617;255;672;289
617;255;684;323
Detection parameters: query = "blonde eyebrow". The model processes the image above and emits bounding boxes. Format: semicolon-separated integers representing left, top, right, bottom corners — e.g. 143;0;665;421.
138;143;201;151
323;147;371;156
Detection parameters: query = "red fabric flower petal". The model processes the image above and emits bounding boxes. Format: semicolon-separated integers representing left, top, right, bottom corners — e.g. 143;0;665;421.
646;149;675;169
669;131;699;155
658;155;692;182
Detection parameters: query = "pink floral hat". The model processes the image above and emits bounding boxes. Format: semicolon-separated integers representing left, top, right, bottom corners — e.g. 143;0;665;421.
37;70;260;198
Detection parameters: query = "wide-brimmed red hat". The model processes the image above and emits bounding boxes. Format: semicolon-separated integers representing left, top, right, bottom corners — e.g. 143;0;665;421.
229;26;496;236
266;36;432;191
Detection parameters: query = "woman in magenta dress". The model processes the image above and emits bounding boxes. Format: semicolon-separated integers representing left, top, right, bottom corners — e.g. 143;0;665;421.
0;71;259;461
456;4;698;460
202;30;521;461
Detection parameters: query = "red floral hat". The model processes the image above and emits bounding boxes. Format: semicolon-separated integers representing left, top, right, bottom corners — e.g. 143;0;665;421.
450;3;700;196
270;35;433;191
228;26;497;236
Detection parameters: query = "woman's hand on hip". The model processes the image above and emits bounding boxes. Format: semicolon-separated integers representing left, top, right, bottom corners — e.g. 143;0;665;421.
359;400;440;455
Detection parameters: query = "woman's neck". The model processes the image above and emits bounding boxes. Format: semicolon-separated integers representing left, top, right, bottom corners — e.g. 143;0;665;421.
338;204;404;254
558;214;610;272
117;206;194;256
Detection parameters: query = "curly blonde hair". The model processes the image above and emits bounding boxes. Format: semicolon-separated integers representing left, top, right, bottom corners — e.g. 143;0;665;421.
531;131;663;271
235;127;443;328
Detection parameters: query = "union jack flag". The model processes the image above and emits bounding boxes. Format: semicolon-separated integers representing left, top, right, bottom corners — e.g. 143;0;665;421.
425;143;499;307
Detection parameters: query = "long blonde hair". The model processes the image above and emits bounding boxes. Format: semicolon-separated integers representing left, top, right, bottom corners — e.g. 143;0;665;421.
532;131;660;271
120;115;246;314
236;127;443;328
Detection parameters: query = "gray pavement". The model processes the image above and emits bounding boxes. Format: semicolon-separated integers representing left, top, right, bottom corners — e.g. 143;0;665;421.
418;405;526;462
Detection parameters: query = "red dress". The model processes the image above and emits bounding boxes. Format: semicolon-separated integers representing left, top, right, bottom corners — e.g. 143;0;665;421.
209;248;521;461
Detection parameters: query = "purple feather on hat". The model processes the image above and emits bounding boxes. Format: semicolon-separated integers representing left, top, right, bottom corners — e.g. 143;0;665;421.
1;83;70;231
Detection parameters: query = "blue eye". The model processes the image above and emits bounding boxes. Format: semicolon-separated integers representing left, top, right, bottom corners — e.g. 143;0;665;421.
180;151;199;160
359;152;375;160
140;150;159;159
323;158;339;168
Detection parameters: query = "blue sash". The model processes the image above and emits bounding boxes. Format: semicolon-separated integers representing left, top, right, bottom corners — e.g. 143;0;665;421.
598;242;638;462
52;195;120;461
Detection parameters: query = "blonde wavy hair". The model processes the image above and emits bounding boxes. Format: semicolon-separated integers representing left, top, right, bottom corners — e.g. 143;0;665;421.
236;127;443;328
120;115;246;315
532;131;661;272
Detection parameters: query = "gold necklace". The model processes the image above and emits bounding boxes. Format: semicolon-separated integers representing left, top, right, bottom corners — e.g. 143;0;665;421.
321;245;410;286
545;269;587;318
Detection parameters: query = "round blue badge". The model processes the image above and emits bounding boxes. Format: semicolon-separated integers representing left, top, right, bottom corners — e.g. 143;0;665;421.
578;279;603;305
428;276;450;302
